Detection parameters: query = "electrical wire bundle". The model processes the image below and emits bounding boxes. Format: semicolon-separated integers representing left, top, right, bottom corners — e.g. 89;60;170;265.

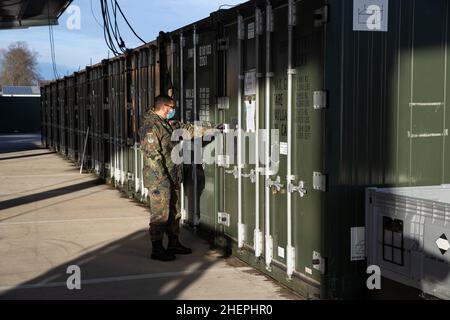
99;0;147;56
47;2;60;80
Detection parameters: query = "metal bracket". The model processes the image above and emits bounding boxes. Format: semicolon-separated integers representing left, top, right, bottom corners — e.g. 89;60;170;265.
286;246;296;279
238;16;245;40
217;96;230;110
314;5;329;27
255;8;263;35
238;223;246;245
313;90;327;110
254;229;263;258
313;172;327;192
225;166;239;179
288;0;297;27
217;38;229;51
288;180;307;197
193;31;199;45
217;155;231;168
265;235;273;270
266;176;284;192
266;5;274;33
407;129;449;139
313;251;326;274
218;212;230;227
242;169;256;183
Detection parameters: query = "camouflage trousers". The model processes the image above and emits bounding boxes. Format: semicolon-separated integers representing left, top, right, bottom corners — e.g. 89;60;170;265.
148;184;181;241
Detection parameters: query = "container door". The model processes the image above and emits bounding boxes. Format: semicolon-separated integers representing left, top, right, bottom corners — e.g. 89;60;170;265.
197;30;218;231
221;20;240;243
181;31;200;227
290;0;325;284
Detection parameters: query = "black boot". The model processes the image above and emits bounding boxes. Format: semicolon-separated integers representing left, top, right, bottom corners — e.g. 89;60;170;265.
167;236;192;255
151;240;176;261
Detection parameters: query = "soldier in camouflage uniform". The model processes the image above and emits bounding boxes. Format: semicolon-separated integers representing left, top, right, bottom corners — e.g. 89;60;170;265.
139;95;222;261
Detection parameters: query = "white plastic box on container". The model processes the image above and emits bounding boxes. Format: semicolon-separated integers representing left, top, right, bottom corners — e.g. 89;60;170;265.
366;185;450;299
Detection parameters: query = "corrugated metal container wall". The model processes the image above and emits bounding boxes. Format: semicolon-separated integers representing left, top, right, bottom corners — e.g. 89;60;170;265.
324;0;450;298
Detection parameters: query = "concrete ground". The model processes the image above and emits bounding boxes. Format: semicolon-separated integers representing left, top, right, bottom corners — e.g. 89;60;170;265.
0;134;301;300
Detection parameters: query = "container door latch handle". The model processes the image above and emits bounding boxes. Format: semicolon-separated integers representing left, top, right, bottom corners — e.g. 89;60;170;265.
288;181;307;198
225;166;239;179
242;169;256;183
267;176;284;194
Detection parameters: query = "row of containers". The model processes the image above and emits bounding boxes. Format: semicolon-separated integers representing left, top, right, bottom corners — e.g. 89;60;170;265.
41;0;450;299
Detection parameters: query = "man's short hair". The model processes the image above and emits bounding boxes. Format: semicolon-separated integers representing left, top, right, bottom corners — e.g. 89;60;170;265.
154;94;174;110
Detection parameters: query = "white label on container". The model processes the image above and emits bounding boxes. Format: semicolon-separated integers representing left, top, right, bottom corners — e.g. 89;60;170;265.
248;22;255;40
245;100;256;133
278;246;285;259
305;267;313;275
351;227;366;261
353;0;388;32
244;70;257;96
280;142;288;155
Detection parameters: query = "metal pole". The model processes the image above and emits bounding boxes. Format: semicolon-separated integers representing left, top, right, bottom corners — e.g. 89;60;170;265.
180;33;187;224
80;127;90;174
237;15;244;249
193;28;199;228
254;7;263;258
286;0;296;279
265;3;274;271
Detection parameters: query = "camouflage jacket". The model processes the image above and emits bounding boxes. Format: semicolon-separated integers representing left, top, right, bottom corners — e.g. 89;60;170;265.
139;110;215;189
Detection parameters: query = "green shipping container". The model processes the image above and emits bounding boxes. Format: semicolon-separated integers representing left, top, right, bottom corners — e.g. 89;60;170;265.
166;0;450;299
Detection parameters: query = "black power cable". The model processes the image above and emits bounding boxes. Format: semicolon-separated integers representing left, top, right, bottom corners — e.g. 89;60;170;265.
114;1;146;45
47;2;60;79
99;0;147;56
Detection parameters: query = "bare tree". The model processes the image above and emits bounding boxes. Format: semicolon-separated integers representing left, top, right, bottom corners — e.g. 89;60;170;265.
0;42;41;87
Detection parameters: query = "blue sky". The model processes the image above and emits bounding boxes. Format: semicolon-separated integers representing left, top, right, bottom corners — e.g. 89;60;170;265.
0;0;244;81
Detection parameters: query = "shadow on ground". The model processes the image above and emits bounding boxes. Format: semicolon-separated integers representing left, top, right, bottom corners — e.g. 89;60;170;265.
0;134;44;154
0;229;226;300
0;179;103;211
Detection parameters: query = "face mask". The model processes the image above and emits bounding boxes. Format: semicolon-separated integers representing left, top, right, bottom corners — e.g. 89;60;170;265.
167;108;176;120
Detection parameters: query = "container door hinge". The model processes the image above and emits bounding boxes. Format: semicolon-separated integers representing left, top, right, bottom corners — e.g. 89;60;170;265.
218;212;230;227
313;90;328;110
238;16;245;40
314;5;329;27
217;38;229;51
254;229;263;258
313;172;327;192
313;251;326;275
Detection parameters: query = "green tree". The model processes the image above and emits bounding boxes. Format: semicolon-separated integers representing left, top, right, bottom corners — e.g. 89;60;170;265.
0;41;40;87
